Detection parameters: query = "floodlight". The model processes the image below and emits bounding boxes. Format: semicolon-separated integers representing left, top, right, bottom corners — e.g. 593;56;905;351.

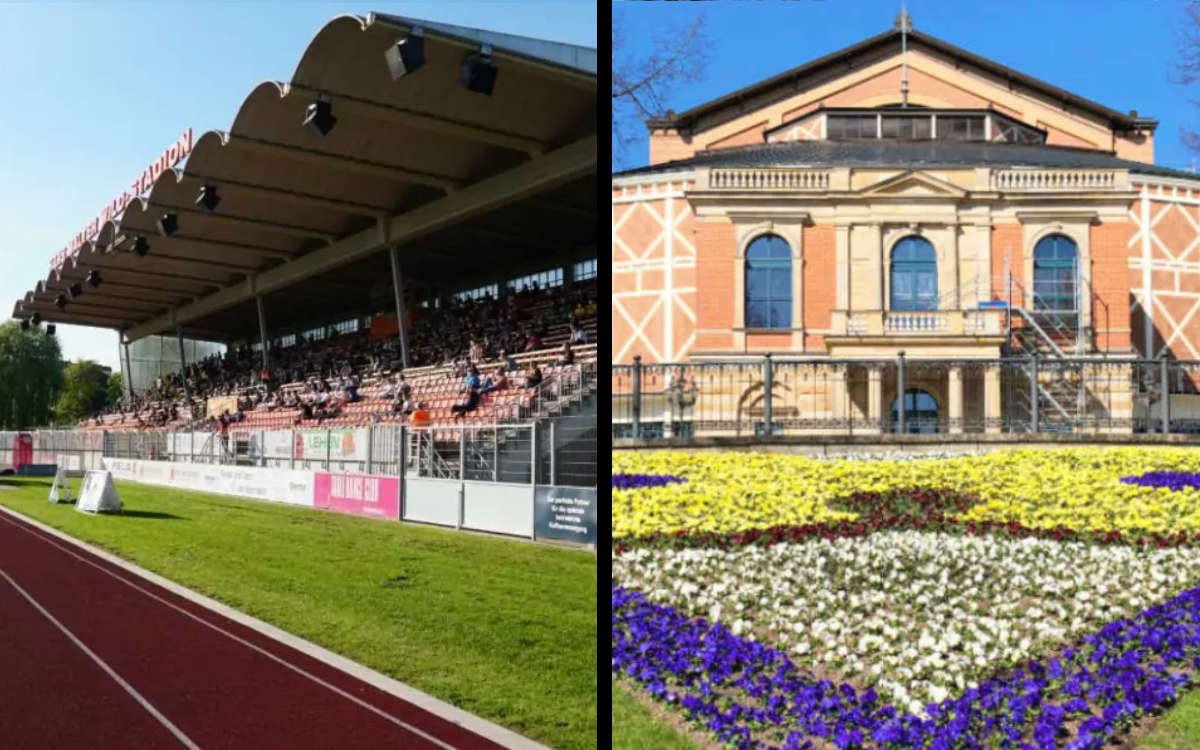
54;294;67;309
459;48;498;95
196;184;220;213
156;212;179;237
303;100;336;137
385;33;425;79
86;269;101;288
68;283;83;299
131;235;150;257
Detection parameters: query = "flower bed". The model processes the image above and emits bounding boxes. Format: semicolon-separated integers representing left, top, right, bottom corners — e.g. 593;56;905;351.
611;473;688;490
1121;471;1200;492
612;447;1200;539
613;531;1200;715
613;582;1199;749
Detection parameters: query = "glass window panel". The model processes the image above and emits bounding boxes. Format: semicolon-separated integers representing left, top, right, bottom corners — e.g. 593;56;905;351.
747;268;769;297
746;301;768;328
769;269;791;297
769;301;791;328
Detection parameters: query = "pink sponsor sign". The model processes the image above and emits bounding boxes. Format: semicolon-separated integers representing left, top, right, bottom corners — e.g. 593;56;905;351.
312;472;401;520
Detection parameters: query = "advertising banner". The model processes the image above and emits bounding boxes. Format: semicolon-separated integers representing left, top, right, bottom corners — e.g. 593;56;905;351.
207;396;239;418
102;458;313;507
293;429;368;462
262;430;293;460
312;472;400;520
533;485;597;544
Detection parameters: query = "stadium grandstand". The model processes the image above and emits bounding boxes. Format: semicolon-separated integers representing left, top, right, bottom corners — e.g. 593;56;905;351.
7;13;597;540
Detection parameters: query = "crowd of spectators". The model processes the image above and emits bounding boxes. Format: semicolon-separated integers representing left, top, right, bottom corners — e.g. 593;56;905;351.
87;279;597;429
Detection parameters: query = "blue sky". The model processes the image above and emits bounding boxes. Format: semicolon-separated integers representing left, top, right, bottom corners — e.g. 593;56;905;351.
0;1;595;371
613;0;1200;172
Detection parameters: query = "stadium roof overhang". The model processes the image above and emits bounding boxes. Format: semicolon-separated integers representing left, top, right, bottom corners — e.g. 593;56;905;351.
13;12;597;343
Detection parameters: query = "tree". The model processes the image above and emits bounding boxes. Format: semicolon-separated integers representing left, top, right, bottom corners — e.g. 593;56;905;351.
107;371;123;406
0;322;64;428
54;360;112;425
612;6;711;169
1177;3;1200;152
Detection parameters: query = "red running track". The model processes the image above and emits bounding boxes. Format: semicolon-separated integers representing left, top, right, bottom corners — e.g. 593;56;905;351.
0;508;515;750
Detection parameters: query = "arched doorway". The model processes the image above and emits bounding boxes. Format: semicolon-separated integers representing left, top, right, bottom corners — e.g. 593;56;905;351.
891;388;939;433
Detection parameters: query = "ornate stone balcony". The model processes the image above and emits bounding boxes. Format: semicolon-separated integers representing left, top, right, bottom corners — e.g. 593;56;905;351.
830;308;1006;337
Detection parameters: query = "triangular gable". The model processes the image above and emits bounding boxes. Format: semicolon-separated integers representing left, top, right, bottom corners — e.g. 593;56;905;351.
856;170;968;199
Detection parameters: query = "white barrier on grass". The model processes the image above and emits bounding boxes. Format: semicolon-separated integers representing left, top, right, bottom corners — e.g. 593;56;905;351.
76;471;121;514
48;467;74;504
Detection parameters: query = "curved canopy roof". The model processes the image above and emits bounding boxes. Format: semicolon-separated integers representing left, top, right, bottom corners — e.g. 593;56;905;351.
15;12;596;342
613;140;1200;182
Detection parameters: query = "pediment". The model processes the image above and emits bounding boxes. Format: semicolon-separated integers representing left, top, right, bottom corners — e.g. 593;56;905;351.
856;170;968;198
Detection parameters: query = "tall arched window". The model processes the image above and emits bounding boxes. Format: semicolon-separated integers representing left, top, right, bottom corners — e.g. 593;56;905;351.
745;235;792;329
1033;234;1078;328
890;236;937;311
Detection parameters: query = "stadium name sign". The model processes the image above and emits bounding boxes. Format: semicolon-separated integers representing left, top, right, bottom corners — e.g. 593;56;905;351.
50;128;194;271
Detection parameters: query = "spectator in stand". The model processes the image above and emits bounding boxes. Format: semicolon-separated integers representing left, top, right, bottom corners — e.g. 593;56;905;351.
499;348;519;372
557;341;575;366
523;330;543;352
469;336;484;363
344;373;360;403
479;366;508;395
410;403;431;428
450;385;480;419
463;364;481;393
525;364;544;389
570;321;588;344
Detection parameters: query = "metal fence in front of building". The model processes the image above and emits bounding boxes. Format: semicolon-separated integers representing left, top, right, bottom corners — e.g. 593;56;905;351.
613;354;1200;439
0;430;106;472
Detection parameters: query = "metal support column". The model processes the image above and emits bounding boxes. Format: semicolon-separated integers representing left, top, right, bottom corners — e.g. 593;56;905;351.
175;326;192;404
388;246;411;368
549;422;556;485
255;295;270;371
1162;357;1171;434
896;351;906;434
631;355;642;438
763;353;774;435
121;338;133;400
1030;354;1040;433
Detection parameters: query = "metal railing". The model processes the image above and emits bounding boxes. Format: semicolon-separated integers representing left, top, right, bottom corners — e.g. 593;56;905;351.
614;354;1200;439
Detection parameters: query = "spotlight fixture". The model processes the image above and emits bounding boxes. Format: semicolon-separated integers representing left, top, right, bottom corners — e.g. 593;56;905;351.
196;183;220;213
46;324;56;337
68;282;83;299
385;31;425;79
30;312;41;325
131;235;150;257
20;319;29;332
54;294;67;309
156;212;179;237
459;46;498;96
303;100;336;137
86;269;102;288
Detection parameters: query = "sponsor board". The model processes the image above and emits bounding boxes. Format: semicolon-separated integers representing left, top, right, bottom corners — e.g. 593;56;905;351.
533;485;597;544
312;472;400;520
294;429;368;462
102;459;313;507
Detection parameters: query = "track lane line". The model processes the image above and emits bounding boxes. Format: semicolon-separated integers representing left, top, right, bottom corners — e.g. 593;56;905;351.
0;566;203;750
0;512;466;750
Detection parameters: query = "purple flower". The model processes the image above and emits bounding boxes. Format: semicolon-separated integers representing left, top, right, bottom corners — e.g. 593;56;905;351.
611;473;687;489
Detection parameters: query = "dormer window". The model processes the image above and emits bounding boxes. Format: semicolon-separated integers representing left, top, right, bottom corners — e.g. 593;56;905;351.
767;107;1047;144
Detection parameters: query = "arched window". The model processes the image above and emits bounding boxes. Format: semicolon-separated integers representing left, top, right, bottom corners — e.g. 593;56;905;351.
891;388;939;433
890;236;937;311
745;235;792;329
1033;234;1078;328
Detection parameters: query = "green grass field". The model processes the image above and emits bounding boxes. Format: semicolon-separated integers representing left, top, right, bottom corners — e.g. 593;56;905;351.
612;677;701;750
0;476;596;750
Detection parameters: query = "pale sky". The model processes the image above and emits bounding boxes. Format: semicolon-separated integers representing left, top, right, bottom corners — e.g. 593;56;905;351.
0;1;596;370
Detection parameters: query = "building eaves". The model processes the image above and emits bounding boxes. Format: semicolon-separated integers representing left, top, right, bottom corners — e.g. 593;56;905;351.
646;29;1156;134
612;141;1200;183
